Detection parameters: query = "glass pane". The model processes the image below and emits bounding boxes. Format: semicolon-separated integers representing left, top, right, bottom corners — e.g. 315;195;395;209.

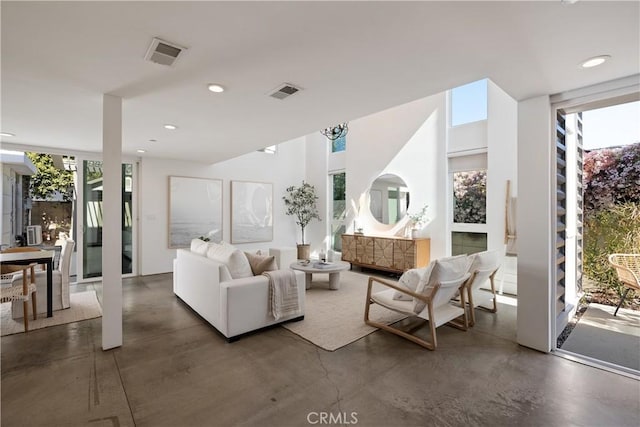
330;172;346;251
451;232;487;256
82;160;133;279
332;173;346;219
453;170;487;224
451;79;488;126
332;135;346;152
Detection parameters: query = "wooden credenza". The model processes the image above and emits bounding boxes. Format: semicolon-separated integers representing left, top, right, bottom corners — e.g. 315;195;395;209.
341;234;430;273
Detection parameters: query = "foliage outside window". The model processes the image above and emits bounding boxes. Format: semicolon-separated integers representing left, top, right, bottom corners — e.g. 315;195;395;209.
453;170;487;224
26;152;74;201
332;135;346;153
331;173;346;251
583;142;640;303
332;173;346;220
583;143;640;213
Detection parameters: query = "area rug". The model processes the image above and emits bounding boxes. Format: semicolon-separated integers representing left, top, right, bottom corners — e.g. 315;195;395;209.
282;270;406;351
1;290;102;336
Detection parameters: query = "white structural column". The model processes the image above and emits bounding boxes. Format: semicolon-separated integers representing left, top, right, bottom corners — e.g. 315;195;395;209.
102;94;123;350
516;95;553;352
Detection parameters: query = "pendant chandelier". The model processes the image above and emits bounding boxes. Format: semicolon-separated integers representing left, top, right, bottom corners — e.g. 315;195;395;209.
320;123;348;141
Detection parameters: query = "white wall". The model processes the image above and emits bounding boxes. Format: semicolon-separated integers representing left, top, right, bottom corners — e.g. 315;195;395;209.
517;95;553;353
308;93;449;259
448;120;488;153
304;132;330;255
487;80;518;252
139;138;305;275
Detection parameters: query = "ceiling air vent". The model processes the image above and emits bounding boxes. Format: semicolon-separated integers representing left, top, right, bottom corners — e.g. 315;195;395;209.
144;37;186;66
269;83;302;100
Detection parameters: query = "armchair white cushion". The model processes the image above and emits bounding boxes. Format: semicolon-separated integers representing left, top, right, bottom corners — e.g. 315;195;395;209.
12;239;75;318
413;255;471;314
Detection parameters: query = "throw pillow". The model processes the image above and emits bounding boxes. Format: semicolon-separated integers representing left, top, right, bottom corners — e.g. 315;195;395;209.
413;255;471;314
206;242;253;279
244;252;278;276
190;238;209;256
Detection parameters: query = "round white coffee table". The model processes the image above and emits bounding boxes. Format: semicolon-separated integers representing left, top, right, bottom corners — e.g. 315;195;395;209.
290;260;351;290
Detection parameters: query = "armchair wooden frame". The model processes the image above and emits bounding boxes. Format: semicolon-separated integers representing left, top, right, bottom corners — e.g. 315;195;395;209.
364;273;472;350
466;268;499;327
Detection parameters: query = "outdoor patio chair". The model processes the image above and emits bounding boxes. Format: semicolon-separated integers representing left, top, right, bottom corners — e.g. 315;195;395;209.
364;256;471;350
608;254;640;316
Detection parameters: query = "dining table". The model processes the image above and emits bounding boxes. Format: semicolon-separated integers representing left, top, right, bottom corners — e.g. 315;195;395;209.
1;250;55;317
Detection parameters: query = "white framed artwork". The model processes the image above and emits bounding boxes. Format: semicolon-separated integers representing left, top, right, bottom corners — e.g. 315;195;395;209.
168;176;223;248
231;180;273;244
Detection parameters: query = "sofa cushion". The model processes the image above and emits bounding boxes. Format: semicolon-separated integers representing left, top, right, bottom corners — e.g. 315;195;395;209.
244;252;278;276
206;242;253;279
190;238;209;256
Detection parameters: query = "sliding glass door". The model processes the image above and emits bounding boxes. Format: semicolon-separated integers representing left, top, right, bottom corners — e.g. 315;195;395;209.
82;160;134;279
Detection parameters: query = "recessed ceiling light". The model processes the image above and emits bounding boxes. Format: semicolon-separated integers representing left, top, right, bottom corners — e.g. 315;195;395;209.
149;139;157;142
0;132;15;137
163;124;178;130
208;84;225;93
581;55;611;68
137;149;146;153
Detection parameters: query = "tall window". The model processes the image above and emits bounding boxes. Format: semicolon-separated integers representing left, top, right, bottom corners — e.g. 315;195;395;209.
332;135;346;153
453;170;487;224
330;172;346;251
451;79;488;127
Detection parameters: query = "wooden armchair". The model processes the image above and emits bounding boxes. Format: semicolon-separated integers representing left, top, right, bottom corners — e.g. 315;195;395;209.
364;271;471;350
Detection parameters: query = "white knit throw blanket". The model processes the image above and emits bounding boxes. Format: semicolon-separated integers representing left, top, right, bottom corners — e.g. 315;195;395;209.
263;270;301;320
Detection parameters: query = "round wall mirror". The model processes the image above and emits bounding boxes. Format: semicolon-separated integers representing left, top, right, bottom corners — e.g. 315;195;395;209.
368;174;410;225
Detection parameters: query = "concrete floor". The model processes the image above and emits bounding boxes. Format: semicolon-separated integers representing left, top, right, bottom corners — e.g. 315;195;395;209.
2;273;639;427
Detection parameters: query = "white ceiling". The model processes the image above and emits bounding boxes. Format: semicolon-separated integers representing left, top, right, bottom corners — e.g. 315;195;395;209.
1;1;639;163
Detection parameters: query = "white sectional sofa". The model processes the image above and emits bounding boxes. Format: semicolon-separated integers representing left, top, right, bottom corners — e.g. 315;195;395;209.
173;241;304;341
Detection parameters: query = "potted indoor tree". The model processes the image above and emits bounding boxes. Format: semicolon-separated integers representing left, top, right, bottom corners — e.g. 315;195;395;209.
283;181;321;260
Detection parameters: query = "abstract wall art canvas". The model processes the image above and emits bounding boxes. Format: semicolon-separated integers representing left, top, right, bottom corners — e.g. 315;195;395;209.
168;176;222;248
231;181;273;244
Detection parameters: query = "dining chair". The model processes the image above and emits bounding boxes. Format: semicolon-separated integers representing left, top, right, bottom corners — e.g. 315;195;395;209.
10;239;75;317
1;263;37;331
